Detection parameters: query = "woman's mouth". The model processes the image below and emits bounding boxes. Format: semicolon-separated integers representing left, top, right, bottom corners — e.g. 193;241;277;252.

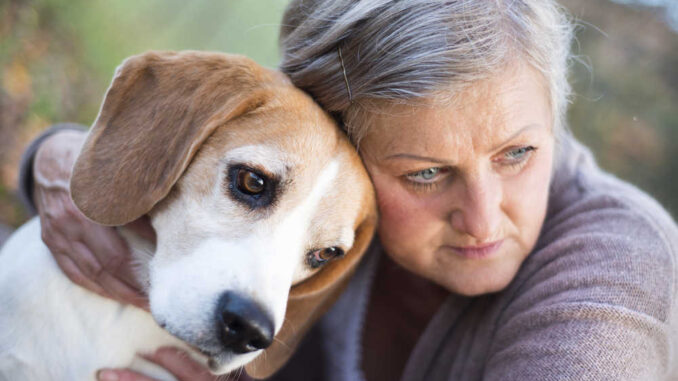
446;240;504;259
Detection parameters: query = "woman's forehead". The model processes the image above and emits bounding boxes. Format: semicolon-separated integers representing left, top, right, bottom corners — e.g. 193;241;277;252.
361;65;552;157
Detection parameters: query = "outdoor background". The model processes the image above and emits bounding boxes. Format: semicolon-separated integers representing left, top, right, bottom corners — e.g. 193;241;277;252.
1;0;677;233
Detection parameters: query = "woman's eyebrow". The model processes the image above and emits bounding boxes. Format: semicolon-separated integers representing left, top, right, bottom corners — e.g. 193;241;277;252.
384;153;452;164
489;124;542;151
382;124;543;164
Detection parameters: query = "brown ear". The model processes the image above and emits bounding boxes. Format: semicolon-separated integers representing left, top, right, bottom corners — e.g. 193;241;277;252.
71;51;269;225
245;207;378;379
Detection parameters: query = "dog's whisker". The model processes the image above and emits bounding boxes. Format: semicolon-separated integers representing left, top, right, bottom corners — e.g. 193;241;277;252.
221;365;243;381
282;319;301;338
273;337;292;351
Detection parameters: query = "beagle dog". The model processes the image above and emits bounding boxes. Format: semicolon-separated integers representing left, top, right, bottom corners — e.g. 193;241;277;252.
0;51;376;380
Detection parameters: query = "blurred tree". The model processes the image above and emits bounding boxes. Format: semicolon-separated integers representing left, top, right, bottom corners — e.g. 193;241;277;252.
564;0;678;216
0;0;676;227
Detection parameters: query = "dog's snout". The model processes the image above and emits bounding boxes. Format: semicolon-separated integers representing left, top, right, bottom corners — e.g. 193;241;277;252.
216;292;274;354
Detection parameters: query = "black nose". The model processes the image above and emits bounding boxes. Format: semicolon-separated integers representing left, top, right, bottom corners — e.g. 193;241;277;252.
216;292;274;353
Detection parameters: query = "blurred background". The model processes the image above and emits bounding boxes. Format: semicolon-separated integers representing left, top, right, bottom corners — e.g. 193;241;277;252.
0;0;677;233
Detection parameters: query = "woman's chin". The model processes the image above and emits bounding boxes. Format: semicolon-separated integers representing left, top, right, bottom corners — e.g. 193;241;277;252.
443;275;514;297
429;247;527;296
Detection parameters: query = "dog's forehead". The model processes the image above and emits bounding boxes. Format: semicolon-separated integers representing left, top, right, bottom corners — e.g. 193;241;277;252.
178;86;369;226
203;87;352;176
157;71;372;247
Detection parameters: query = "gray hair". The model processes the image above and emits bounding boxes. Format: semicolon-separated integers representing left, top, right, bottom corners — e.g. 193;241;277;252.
279;0;574;143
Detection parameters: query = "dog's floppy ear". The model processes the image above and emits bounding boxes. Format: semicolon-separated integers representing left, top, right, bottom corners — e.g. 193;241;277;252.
71;51;268;226
245;206;378;379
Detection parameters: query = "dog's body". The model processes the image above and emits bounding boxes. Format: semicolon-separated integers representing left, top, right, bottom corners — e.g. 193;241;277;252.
0;219;188;380
0;51;376;380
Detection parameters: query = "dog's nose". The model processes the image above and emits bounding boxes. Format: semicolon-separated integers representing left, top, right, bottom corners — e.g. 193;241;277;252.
216;292;274;354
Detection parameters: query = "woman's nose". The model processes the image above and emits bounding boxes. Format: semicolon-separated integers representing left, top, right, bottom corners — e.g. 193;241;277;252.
450;174;502;242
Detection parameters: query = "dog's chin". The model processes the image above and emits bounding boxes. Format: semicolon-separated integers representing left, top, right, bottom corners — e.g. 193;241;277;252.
205;350;261;375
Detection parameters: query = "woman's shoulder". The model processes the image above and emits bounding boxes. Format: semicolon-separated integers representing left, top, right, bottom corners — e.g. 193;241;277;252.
546;134;677;244
512;136;678;322
485;140;678;379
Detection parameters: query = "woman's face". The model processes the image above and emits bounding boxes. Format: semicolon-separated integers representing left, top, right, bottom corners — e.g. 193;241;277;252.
359;64;555;296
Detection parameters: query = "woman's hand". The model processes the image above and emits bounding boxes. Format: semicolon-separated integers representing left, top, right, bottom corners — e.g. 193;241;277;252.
33;129;151;309
96;347;251;381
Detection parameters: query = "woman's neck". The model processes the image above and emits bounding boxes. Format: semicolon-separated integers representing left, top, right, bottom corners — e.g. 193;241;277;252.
361;252;449;381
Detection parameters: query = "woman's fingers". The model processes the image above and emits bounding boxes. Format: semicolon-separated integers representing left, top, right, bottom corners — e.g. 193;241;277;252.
125;215;156;243
96;271;149;310
97;347;220;381
77;222;142;286
97;369;158;381
142;347;216;380
38;189;146;303
62;220;148;308
38;198;108;297
76;218;150;309
97;347;255;381
33;130;149;307
52;251;111;298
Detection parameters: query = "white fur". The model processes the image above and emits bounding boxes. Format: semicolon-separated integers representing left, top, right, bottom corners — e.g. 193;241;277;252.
0;219;189;381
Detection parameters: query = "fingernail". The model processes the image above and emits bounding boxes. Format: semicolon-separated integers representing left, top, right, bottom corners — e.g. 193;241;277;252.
97;369;119;381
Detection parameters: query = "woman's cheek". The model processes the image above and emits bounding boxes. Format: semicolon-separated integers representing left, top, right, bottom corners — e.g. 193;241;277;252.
376;184;412;234
374;180;432;251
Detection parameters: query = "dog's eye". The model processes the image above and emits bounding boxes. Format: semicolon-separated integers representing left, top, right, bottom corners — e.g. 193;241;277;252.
307;247;345;269
227;165;277;209
236;169;265;195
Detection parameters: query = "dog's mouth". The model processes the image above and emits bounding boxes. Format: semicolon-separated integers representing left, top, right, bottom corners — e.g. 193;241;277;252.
185;345;233;374
206;353;229;372
189;342;224;360
195;345;217;358
204;348;258;375
188;342;259;375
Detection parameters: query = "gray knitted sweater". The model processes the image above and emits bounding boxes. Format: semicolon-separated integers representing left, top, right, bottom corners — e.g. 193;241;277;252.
274;134;678;380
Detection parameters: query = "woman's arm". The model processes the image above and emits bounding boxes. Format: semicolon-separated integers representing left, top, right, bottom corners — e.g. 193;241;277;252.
484;204;677;380
22;126;149;308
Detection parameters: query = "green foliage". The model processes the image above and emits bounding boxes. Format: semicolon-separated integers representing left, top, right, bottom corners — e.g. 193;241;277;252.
565;0;678;216
0;0;676;227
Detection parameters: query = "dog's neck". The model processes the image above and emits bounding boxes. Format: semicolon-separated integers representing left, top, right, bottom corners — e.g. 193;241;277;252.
116;226;156;293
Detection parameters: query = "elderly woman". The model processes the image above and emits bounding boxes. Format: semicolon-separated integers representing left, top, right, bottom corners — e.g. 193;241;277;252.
18;0;677;380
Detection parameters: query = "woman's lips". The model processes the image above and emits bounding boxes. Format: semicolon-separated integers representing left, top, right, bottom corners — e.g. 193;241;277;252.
446;240;504;259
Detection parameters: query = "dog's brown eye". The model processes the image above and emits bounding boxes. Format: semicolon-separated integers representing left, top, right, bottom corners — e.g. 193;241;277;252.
227;164;278;210
319;247;344;260
308;247;345;268
237;170;265;195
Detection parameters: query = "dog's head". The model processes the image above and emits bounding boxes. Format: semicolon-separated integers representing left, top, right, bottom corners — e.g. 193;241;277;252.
70;51;376;378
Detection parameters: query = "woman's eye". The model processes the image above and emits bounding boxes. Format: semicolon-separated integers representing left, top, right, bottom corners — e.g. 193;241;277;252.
499;146;537;166
406;167;442;183
307;247;345;268
506;146;535;160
